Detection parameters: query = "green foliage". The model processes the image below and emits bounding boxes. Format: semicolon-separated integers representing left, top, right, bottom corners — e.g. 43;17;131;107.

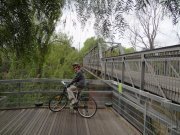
0;0;35;58
32;0;65;77
124;47;135;54
0;33;78;79
0;0;65;78
104;45;135;57
42;35;79;78
79;37;98;59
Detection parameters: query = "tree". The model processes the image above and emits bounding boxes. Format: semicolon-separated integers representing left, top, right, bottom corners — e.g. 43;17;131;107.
73;0;131;38
32;0;65;77
80;37;98;57
71;0;180;39
160;0;180;24
43;33;79;78
172;23;180;43
0;0;35;58
1;0;179;55
0;0;65;77
127;0;163;50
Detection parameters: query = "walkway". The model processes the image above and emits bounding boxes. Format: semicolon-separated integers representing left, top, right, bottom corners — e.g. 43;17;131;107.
0;108;140;135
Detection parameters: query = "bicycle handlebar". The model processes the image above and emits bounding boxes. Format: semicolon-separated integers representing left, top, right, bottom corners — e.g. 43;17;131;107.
61;81;66;86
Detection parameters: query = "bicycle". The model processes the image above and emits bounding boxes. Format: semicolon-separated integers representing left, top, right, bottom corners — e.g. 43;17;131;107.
49;81;97;118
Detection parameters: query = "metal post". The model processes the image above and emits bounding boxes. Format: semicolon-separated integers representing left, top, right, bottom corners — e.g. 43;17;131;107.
98;43;104;76
143;101;147;135
165;60;168;76
140;54;145;90
118;43;125;55
121;57;125;83
18;83;21;107
104;59;107;79
112;59;114;80
119;57;125;115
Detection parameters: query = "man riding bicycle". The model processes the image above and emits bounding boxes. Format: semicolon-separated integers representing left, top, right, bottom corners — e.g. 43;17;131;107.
49;63;97;117
67;62;86;107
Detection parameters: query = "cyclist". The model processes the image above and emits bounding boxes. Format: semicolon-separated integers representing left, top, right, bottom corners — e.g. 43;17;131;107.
67;62;86;107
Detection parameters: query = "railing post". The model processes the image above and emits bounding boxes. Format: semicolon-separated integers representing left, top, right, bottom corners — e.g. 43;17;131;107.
140;54;145;90
18;82;21;107
121;57;125;83
111;59;114;80
104;59;107;79
143;101;147;135
98;43;104;76
164;60;168;76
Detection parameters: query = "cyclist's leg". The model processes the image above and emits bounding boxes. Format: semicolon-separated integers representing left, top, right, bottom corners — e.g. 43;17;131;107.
67;85;78;104
76;88;82;100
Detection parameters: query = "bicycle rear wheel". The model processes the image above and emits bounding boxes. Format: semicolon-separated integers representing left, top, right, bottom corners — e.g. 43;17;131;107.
49;94;68;112
78;96;97;118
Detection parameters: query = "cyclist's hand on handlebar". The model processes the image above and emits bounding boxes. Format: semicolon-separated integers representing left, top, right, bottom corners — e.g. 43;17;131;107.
66;83;71;88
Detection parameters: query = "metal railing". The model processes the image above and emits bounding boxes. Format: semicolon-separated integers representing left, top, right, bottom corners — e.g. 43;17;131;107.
83;43;180;135
83;43;180;103
0;79;112;109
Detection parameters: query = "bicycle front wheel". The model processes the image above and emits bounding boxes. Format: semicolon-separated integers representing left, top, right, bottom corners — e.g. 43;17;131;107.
78;96;97;118
49;94;68;112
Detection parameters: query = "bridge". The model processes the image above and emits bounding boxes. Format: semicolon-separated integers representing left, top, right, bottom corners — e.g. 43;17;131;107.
0;43;180;135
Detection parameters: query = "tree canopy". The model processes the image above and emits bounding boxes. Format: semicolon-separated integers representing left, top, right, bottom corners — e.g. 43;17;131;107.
72;0;180;38
0;0;64;59
1;0;179;58
0;0;180;79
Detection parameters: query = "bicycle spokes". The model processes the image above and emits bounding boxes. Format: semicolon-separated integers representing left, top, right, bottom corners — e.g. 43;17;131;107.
78;96;97;118
49;94;68;112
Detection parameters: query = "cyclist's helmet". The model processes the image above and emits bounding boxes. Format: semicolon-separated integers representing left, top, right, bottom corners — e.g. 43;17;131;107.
72;62;81;68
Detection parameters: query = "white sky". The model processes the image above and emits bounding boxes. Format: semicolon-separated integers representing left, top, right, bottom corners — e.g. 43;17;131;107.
55;8;95;50
55;6;180;50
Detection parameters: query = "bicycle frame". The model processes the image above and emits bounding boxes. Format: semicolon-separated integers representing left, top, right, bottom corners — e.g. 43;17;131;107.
49;81;97;118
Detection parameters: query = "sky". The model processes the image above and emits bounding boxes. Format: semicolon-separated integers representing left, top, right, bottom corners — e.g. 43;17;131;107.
55;8;95;50
55;5;180;50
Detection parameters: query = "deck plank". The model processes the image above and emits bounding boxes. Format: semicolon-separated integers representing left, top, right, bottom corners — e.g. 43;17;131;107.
0;108;141;135
76;114;89;135
0;109;25;134
5;109;33;134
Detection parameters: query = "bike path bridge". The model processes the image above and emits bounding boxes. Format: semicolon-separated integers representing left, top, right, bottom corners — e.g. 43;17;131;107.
0;43;180;135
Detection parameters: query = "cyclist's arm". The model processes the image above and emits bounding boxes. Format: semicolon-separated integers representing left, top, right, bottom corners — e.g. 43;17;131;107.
67;72;81;87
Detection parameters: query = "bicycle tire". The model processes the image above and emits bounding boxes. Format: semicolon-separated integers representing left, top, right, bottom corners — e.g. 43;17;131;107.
49;94;68;112
77;96;97;118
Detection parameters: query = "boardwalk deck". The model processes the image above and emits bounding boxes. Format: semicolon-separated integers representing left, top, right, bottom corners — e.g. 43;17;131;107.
0;108;141;135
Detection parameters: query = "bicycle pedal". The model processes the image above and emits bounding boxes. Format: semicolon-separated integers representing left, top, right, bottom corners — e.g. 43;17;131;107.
70;106;73;110
73;106;78;110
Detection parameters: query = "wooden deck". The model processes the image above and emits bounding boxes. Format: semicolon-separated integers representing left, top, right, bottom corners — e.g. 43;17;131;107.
0;108;141;135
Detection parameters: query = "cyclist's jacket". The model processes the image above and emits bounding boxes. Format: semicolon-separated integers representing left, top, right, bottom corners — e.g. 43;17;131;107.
69;69;86;88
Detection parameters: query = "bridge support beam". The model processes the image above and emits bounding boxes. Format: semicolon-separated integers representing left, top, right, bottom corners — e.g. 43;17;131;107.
140;54;145;90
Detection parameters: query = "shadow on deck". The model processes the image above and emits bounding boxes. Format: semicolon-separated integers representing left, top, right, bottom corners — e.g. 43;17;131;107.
0;108;141;135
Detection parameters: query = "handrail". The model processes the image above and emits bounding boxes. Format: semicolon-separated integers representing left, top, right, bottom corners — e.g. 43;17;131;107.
83;43;180;103
83;43;180;134
0;79;112;109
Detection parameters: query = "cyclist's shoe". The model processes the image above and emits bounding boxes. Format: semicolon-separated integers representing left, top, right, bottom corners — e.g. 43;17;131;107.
70;99;78;106
69;105;74;113
70;105;73;110
73;103;78;110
